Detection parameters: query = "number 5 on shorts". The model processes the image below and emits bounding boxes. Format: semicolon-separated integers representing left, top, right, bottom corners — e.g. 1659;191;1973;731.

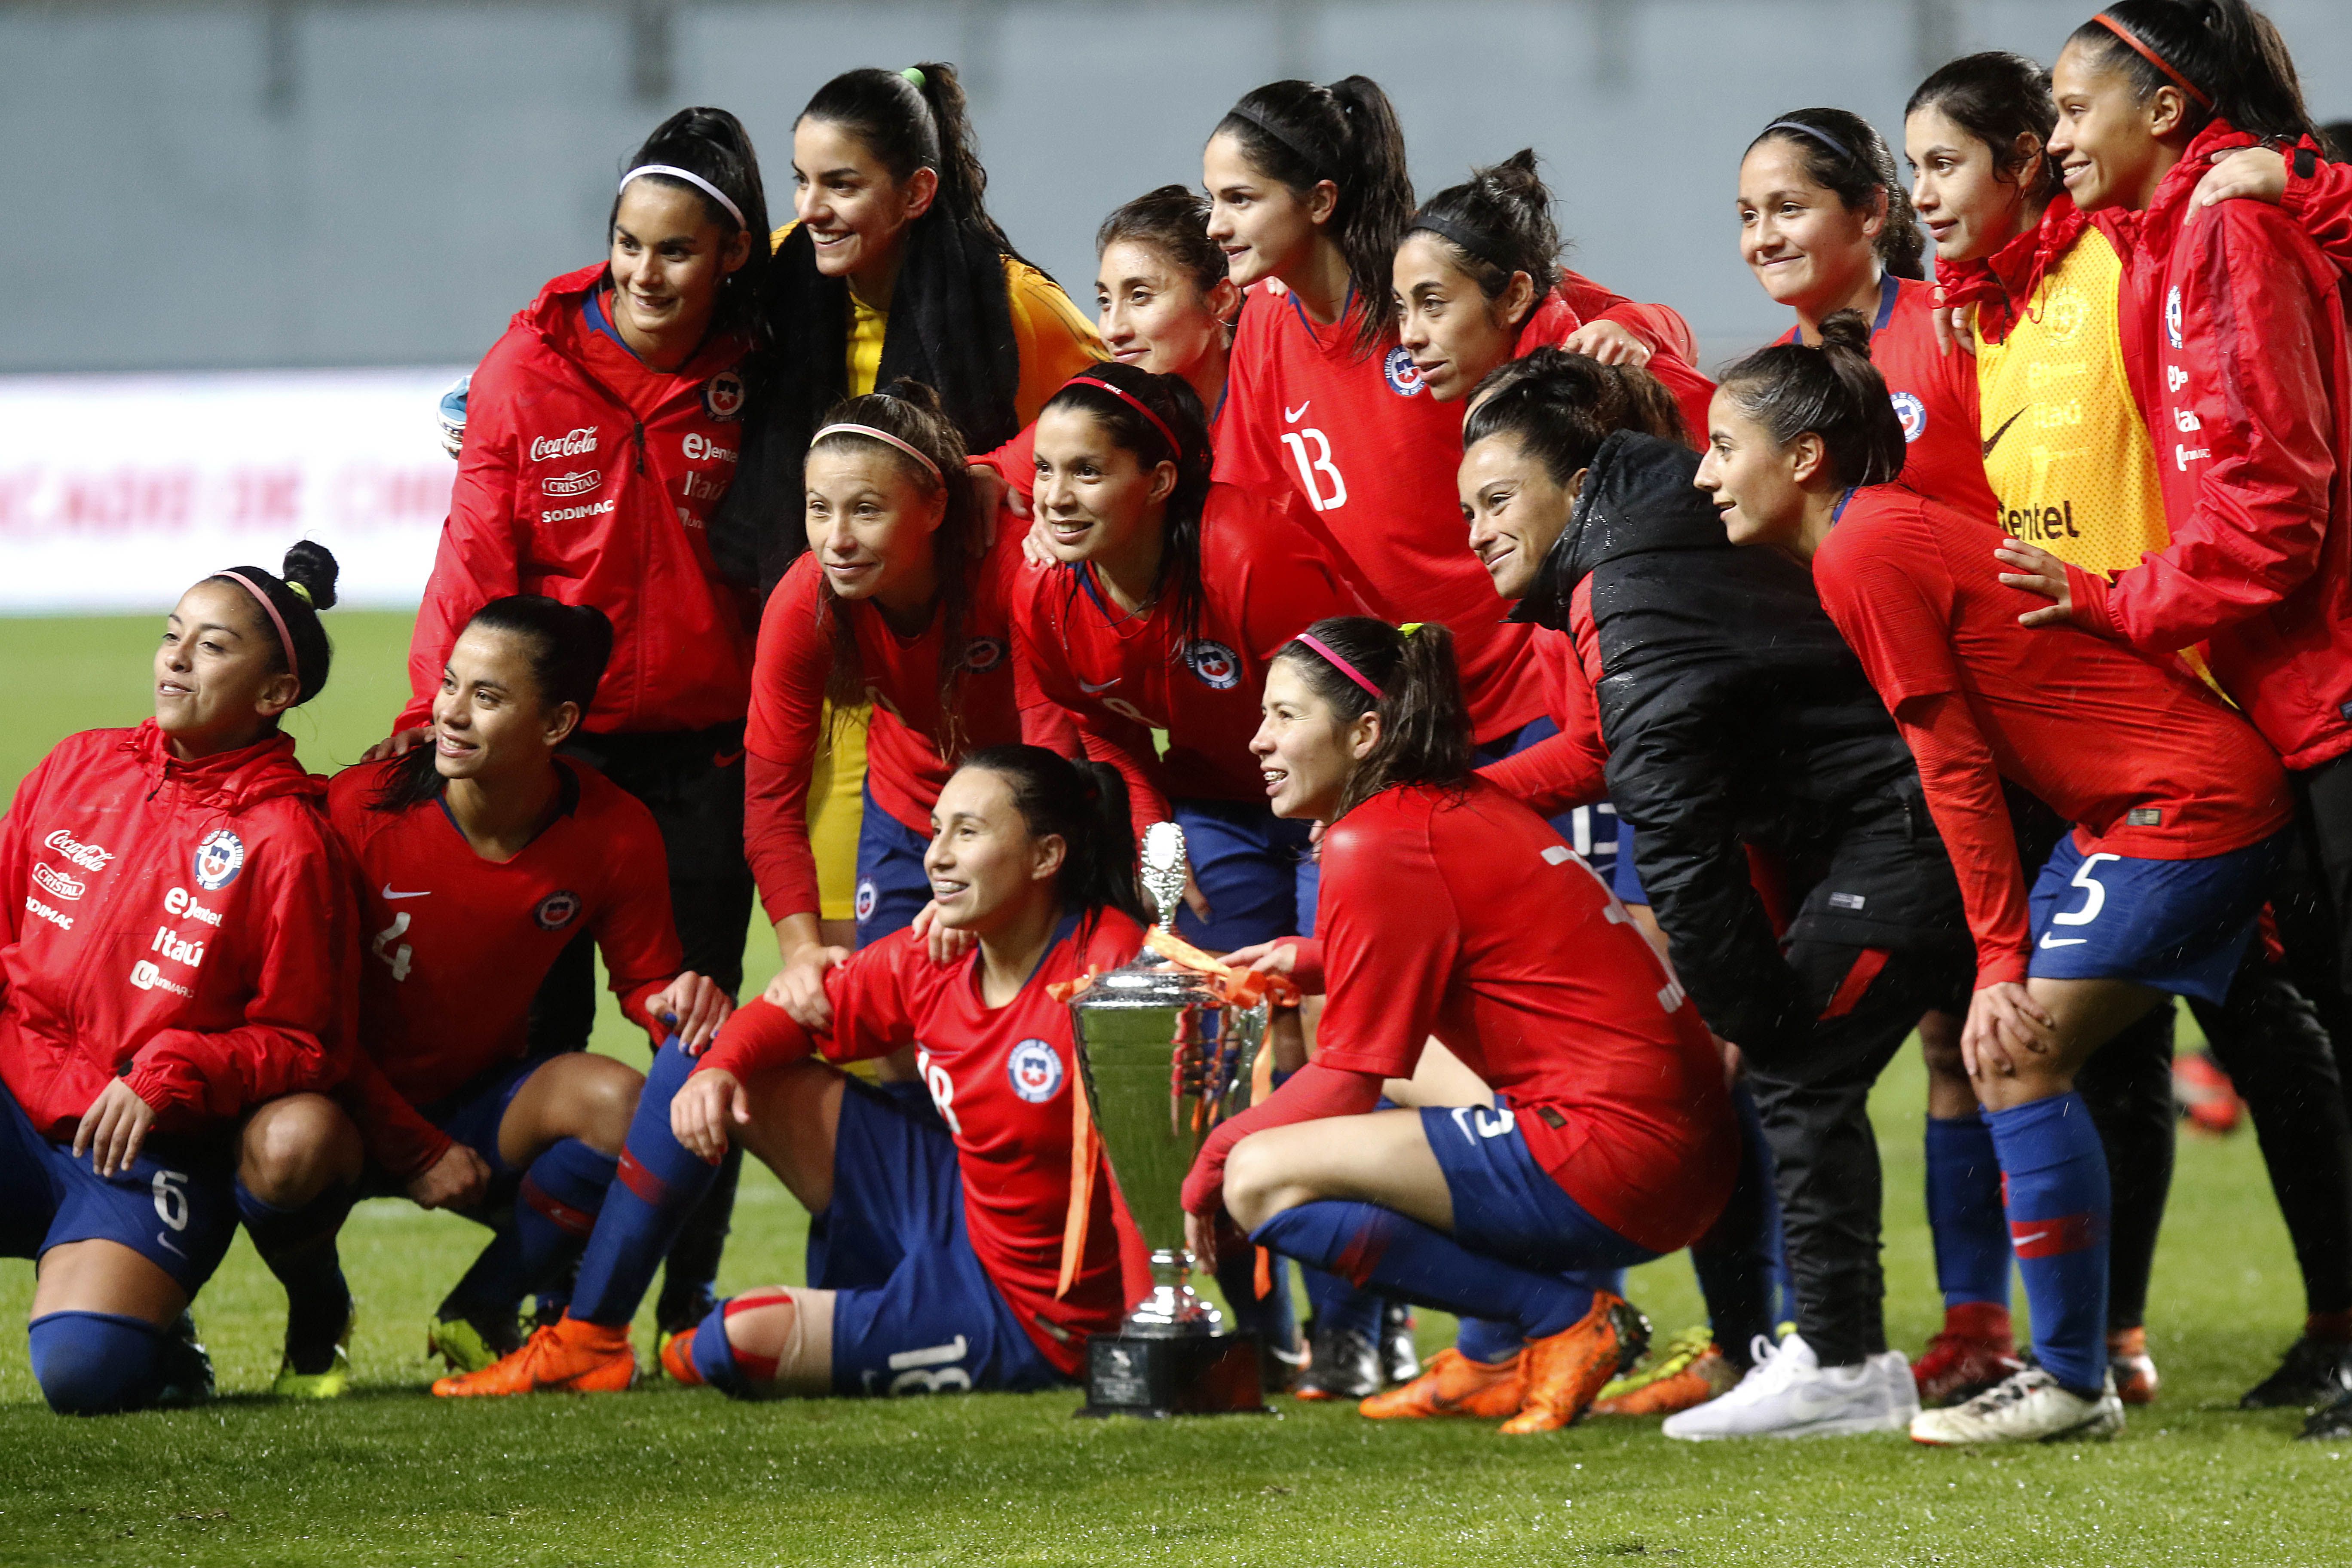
2052;852;2122;929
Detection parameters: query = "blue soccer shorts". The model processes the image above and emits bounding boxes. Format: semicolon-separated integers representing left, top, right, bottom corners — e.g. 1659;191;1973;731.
0;1084;238;1296
809;1077;1068;1396
1170;796;1317;953
854;782;936;949
1420;1103;1660;1275
2026;830;2282;1005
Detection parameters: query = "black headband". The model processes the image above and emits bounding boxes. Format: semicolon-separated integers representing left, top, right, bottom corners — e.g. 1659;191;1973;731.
1408;212;1516;277
1225;104;1329;181
1764;118;1858;167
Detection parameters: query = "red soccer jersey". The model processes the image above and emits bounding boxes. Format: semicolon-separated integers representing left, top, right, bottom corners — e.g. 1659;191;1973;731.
1813;485;2292;986
698;910;1148;1374
1779;275;1998;528
325;757;682;1172
1010;484;1366;838
742;533;1075;926
1218;282;1550;742
1304;778;1734;1253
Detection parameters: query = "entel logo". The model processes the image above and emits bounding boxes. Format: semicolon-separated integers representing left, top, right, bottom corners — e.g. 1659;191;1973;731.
683;433;737;463
530;427;599;461
44;830;112;871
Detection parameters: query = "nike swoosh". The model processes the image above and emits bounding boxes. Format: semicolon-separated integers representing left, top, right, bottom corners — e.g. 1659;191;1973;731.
2011;1229;2049;1248
1982;405;2029;458
1078;677;1120;695
712;748;745;768
156;1232;188;1259
382;885;432;901
2039;933;2088;948
1284;401;1311;423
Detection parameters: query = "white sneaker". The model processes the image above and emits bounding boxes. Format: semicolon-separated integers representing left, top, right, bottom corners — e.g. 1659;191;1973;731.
1908;1366;2124;1446
1660;1333;1917;1439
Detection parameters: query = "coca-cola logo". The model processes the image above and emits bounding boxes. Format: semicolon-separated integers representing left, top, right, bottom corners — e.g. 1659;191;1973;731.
43;830;112;871
540;469;600;497
530;428;599;461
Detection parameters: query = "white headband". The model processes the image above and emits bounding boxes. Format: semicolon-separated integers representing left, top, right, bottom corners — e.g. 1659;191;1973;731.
812;423;944;484
618;164;746;230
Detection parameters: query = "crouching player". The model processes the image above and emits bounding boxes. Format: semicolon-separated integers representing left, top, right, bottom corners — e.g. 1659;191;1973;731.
234;596;730;1394
1182;618;1740;1433
0;548;356;1413
1703;314;2293;1442
658;747;1148;1398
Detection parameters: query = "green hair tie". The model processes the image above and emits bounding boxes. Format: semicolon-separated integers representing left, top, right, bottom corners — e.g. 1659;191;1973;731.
1398;622;1424;636
900;66;925;88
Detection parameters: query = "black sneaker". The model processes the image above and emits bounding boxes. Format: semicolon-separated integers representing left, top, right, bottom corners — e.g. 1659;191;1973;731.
2300;1386;2352;1440
1260;1332;1308;1395
1381;1301;1421;1385
154;1312;215;1408
2242;1335;2352;1409
655;1283;720;1341
1295;1321;1382;1401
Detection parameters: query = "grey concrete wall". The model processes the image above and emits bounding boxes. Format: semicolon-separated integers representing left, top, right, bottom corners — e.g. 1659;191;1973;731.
6;0;2347;375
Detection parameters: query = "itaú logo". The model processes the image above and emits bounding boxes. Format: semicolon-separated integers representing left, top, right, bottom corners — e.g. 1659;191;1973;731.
530;427;599;461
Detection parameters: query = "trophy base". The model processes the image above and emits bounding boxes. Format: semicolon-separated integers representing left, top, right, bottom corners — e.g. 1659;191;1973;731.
1076;1332;1271;1419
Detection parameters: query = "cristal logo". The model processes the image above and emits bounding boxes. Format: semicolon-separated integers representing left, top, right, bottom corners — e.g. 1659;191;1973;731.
541;469;600;497
43;830;112;871
31;864;85;901
530;427;599;461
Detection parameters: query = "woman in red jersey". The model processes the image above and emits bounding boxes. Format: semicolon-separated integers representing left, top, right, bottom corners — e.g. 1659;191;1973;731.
748;383;1075;1031
1179;617;1737;1435
1735;106;1997;526
1393;148;1714;434
239;597;731;1398
1702;312;2292;1444
656;747;1149;1399
0;545;355;1415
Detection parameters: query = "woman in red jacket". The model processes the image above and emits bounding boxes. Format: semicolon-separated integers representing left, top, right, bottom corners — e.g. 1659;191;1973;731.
1182;617;1737;1435
0;544;356;1415
1704;314;2292;1443
387;107;767;1340
748;383;1073;1026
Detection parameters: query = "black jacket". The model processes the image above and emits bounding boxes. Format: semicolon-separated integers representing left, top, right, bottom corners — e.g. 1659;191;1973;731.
1512;432;1964;1051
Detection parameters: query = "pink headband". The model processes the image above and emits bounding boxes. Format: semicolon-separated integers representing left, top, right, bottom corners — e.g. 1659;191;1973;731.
1066;373;1182;459
1292;632;1382;700
811;422;944;484
214;570;299;690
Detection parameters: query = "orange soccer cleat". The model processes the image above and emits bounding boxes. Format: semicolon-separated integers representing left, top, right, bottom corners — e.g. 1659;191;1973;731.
658;1324;703;1387
2109;1326;2160;1405
2173;1051;2244;1136
1590;1341;1741;1417
431;1315;636;1398
1498;1294;1649;1436
1359;1348;1526;1420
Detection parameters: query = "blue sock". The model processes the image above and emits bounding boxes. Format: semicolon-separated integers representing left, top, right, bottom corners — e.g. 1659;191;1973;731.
1253;1200;1593;1342
1298;1263;1384;1341
1455;1317;1525;1366
1927;1113;2013;1310
28;1311;165;1416
234;1177;355;1371
1213;1245;1298;1352
1987;1093;2110;1396
457;1136;615;1323
571;1038;724;1326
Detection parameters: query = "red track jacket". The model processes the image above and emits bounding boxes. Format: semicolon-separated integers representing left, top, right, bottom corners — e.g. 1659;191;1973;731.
401;264;756;737
0;724;356;1139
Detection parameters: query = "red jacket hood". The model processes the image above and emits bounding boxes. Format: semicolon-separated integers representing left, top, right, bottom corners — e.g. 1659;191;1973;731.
127;720;325;814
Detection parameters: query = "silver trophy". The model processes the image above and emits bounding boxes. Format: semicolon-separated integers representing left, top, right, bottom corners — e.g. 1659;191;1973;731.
1069;820;1271;1416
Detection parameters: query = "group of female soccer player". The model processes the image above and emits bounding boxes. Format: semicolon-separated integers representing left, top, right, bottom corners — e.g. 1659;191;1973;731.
9;0;2352;1452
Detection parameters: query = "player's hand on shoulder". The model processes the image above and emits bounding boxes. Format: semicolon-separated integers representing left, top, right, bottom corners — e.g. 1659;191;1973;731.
74;1079;156;1178
909;901;978;968
361;724;432;763
407;1141;491;1211
1562;319;1651;368
1992;540;2074;628
655;971;735;1054
1020;517;1057;568
671;1068;748;1162
2196;144;2288;209
765;945;849;1032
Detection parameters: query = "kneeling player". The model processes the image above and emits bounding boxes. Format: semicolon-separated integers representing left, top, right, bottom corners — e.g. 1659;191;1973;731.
657;747;1148;1398
1183;618;1740;1434
1704;314;2293;1443
235;597;729;1393
1;548;355;1413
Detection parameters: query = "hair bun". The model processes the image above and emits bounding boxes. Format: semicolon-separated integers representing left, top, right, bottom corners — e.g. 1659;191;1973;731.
1816;308;1876;359
280;539;340;612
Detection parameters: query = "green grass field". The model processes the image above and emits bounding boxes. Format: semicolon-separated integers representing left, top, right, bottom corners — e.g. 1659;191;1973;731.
0;613;2346;1566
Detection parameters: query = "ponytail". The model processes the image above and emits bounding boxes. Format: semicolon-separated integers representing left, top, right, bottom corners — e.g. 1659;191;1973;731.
1463;348;1688;484
612;107;770;336
1749;108;1927;280
960;745;1147;925
208;539;338;712
2067;1;2316;146
1039;363;1213;646
1407;149;1562;329
1216;75;1414;354
1905;53;2058;202
1716;309;1908;490
1274;617;1472;820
